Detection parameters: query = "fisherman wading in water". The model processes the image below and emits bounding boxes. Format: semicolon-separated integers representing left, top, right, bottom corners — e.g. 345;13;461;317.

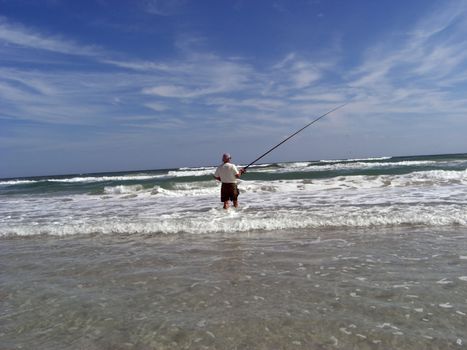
212;105;347;209
214;153;246;209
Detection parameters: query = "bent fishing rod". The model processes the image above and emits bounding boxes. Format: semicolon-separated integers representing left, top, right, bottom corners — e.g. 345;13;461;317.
243;103;348;170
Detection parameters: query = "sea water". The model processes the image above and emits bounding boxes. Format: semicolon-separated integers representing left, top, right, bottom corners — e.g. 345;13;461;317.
2;153;467;237
1;154;467;349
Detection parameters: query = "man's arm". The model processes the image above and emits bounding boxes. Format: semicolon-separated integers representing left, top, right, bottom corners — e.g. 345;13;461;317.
235;168;246;178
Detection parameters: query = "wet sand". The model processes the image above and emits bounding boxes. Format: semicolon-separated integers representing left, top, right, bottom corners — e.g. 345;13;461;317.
1;227;467;349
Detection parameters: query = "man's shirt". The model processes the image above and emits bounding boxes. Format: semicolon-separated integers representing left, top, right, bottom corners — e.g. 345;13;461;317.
214;163;240;183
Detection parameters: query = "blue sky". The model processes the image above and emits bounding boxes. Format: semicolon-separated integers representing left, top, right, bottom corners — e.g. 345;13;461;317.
1;0;467;178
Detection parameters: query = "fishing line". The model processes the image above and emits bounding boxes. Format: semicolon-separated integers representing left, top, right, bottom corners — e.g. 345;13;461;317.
244;103;348;170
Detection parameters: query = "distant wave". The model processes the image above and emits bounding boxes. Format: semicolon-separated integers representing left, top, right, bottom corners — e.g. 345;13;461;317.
249;163;273;168
90;169;467;198
49;175;166;183
276;162;311;168
253;160;438;174
0;179;37;186
178;166;215;171
0;170;215;187
1;159;463;188
0;174;167;186
167;168;215;177
320;156;393;163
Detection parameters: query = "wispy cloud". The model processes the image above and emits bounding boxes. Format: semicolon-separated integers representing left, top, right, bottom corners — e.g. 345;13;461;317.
0;68;143;125
345;1;467;120
103;59;174;72
144;102;169;112
141;53;255;98
0;17;102;56
0;14;345;135
272;53;327;89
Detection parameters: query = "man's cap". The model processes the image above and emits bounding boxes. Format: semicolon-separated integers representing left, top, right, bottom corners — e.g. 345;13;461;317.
222;153;231;161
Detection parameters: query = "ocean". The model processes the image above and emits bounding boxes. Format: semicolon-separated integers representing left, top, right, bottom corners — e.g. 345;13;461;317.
1;153;467;349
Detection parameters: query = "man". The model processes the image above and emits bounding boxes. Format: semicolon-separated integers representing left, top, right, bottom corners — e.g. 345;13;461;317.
214;153;246;209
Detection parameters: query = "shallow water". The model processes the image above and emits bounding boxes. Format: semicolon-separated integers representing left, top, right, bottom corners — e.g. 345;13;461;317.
1;227;467;349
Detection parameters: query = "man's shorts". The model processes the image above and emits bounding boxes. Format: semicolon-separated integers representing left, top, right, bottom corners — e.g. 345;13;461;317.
221;183;239;202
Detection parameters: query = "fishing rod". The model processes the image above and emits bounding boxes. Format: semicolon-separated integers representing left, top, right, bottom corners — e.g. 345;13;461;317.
243;103;348;170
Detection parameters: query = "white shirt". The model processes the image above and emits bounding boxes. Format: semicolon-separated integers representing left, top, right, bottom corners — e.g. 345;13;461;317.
215;162;240;183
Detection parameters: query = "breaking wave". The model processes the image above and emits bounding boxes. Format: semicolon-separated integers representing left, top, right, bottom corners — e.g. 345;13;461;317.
2;153;467;239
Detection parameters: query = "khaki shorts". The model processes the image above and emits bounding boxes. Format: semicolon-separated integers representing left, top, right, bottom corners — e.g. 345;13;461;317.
221;183;239;202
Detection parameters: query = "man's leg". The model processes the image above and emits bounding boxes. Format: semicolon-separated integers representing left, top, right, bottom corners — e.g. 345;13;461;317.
233;185;239;208
223;201;229;209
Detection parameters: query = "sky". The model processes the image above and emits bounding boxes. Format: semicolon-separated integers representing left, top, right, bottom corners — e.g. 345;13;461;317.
1;0;467;178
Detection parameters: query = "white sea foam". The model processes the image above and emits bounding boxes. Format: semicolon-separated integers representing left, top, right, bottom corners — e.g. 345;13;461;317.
104;185;144;195
4;167;465;189
439;303;453;309
0;174;167;186
248;163;273;168
3;158;465;187
320;156;392;163
149;183;217;197
252;160;439;174
48;174;166;183
277;162;311;168
178;166;214;171
2;192;467;237
167;168;215;177
0;179;37;186
2;168;219;185
2;162;467;238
